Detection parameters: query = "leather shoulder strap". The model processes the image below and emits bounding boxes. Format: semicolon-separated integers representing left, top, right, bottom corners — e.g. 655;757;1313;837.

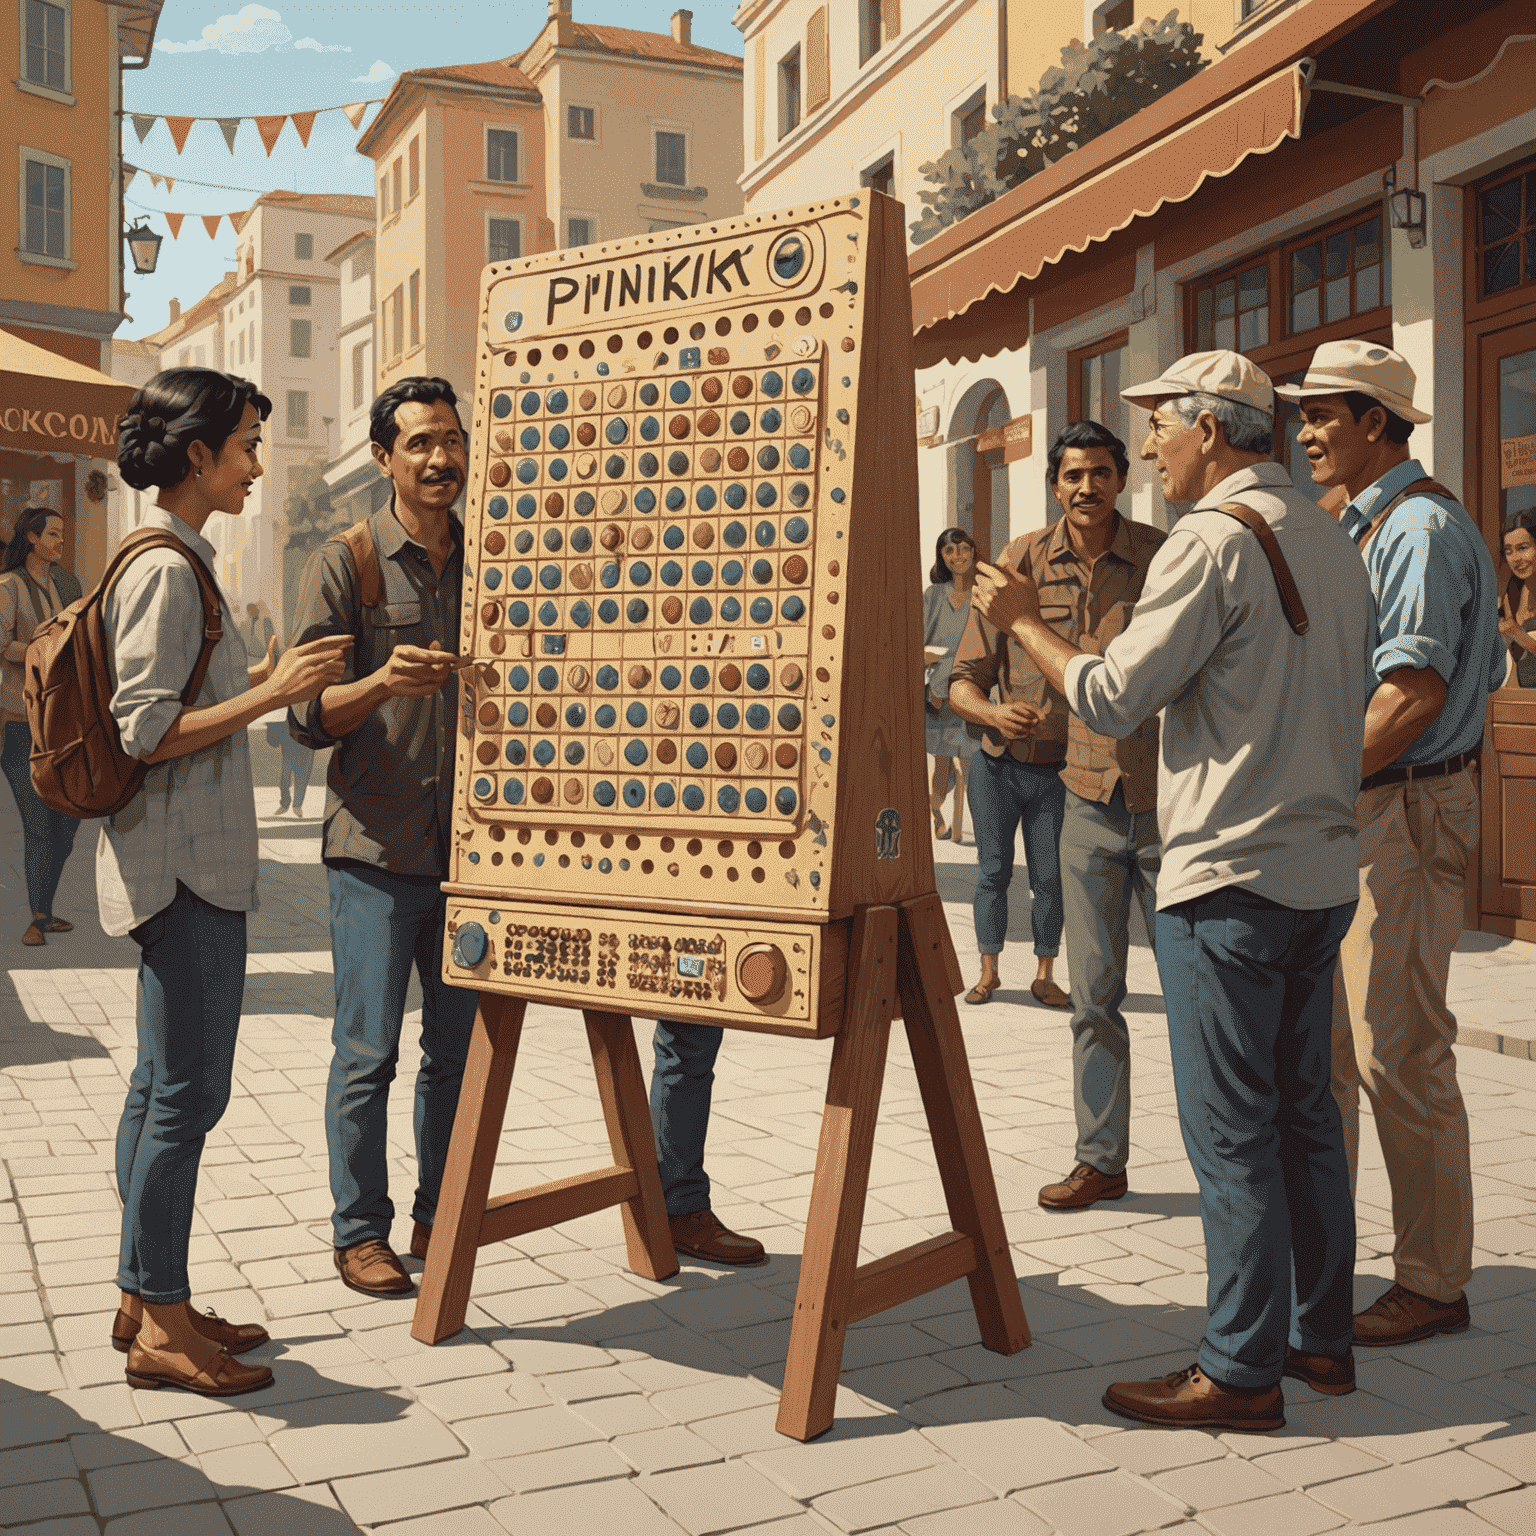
333;520;382;609
1357;477;1457;552
1214;502;1310;637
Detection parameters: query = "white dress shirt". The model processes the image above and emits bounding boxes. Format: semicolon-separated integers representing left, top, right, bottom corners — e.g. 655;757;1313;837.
1063;461;1375;912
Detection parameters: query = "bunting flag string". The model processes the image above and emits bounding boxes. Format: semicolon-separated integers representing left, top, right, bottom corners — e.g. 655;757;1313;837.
119;99;385;155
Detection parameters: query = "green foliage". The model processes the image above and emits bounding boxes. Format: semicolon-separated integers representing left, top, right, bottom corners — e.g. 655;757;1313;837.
910;11;1208;245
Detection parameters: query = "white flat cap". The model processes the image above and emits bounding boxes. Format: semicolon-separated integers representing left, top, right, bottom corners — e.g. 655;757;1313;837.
1121;349;1274;415
1272;339;1431;423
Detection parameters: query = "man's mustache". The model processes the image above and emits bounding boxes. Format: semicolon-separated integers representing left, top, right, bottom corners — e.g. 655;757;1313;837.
422;468;462;484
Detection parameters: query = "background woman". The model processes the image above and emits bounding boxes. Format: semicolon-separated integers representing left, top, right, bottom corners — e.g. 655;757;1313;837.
0;507;81;945
923;527;978;841
1500;508;1536;688
109;368;350;1397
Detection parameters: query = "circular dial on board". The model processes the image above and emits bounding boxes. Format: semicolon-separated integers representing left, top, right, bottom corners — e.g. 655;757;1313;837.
451;922;489;969
736;943;789;1007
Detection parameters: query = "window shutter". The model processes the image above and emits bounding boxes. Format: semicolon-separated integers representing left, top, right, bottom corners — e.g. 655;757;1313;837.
882;0;901;41
753;34;765;160
806;8;829;112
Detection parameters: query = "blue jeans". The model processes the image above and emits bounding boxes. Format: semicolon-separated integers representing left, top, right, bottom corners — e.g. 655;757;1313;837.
325;864;479;1248
651;1019;722;1217
1;720;79;919
1156;885;1358;1390
116;884;246;1304
967;749;1066;956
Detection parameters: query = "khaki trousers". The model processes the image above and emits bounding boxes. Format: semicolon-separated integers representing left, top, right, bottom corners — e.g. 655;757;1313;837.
1330;766;1479;1303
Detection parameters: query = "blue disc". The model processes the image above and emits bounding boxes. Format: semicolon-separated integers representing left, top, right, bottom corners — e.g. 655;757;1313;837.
746;703;770;730
691;560;713;585
724;484;747;510
508;666;529;690
596;665;619;690
717;561;741;587
730;410;752;434
745;787;767;813
574;491;596;516
788;444;811;470
538;600;558;626
514;530;534;553
760;407;782;432
640;416;661;441
623;779;647;807
516;459;538;484
600;562;621;588
686;743;708;769
660;561;683;587
504;737;526;760
593;780;616;807
532;740;555;766
788;482;810;507
639;382;659;406
681;784;704;811
547;389;568;413
761;371;783;398
488;495;509;519
660;665;682;689
605;419;628;444
474;776;492;799
565;702;586;727
570;526;592;552
605;454;626;478
483;568;503;590
654;781;676;808
690;664;711;689
508;702;529;726
777;702;802;729
624;740;648;766
507;601;530;627
830;487;846;503
510;565;532;589
598;857;612;873
695;485;717;511
634;487;656;513
792;368;815;395
747;664;770;690
688;702;709;728
503;778;525;804
755;520;777;546
542;633;566;655
667;450;690;475
663;525;685;549
717;785;741;813
665;487;686;511
752;559;773;584
629;560;652;585
598;599;619;624
775;786;798;814
626;597;649;622
719;595;742;622
570;599;592;627
638;452;659;477
595;704;617;728
520;392;540;415
749;597;773;623
756;484;778;509
520;426;541;451
723;520;748;547
539;565;561;590
537;665;559;690
564;741;585;765
516;494;537;518
548;423;570;450
784;516;810;543
716;702;740;729
492;393;512;418
757;445;780;471
548;458;569;480
626;701;648;728
781;595;806;621
669;379;691;404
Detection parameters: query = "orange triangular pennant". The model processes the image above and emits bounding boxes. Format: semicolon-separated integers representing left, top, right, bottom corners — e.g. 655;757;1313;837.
202;214;223;239
342;101;368;129
165;116;194;153
163;177;175;194
165;212;185;238
132;114;155;143
290;110;317;148
255;115;286;155
123;167;138;191
229;208;252;235
148;173;163;191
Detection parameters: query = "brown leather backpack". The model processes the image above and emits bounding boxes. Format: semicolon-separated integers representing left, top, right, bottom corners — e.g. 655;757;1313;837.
24;529;223;818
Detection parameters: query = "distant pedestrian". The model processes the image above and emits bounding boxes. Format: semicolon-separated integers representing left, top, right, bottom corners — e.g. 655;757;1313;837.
266;707;315;815
1500;508;1536;688
0;506;81;945
923;527;977;842
242;601;275;668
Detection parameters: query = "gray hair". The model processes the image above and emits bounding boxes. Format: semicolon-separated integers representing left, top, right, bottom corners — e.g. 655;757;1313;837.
1168;391;1273;456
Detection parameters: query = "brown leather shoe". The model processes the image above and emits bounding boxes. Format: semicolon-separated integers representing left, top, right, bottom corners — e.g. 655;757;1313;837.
409;1221;432;1261
669;1210;767;1267
1031;978;1072;1009
125;1340;273;1397
1104;1363;1284;1433
111;1306;269;1356
1354;1283;1470;1347
1283;1346;1355;1395
334;1238;415;1296
1039;1163;1129;1210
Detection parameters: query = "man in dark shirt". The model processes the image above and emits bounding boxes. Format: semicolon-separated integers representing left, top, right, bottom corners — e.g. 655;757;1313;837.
289;377;480;1296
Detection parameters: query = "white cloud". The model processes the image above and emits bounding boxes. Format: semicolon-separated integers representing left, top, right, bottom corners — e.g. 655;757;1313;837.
351;60;394;84
158;3;291;54
294;36;350;52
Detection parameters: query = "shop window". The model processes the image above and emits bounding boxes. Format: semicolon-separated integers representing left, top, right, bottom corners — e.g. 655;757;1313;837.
23;0;67;91
655;130;687;186
289;285;311;306
22;155;67;259
778;48;801;140
568;105;595;141
1288;213;1389;333
290;319;311;358
1191;260;1270;354
294;232;312;260
486;128;519;183
1477;164;1536;299
861;155;895;200
488;217;521;263
567;217;592;249
287;390;309;439
1068;332;1131;447
954;90;987;150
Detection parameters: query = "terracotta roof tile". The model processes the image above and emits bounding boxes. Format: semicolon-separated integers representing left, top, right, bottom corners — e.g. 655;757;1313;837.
399;56;538;93
567;23;741;71
254;190;375;218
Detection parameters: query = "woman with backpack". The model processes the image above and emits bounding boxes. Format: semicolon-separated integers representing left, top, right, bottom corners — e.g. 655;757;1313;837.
107;369;351;1397
0;505;81;945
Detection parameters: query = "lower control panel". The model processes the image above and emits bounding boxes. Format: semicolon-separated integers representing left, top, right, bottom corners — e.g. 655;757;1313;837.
442;899;844;1037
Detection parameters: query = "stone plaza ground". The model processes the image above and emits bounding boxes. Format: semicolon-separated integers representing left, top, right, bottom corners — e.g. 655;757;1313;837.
3;735;1536;1536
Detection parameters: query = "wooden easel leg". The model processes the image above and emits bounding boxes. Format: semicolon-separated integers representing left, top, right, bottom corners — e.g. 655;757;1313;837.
584;1011;679;1281
897;894;1030;1354
776;905;899;1442
412;993;526;1344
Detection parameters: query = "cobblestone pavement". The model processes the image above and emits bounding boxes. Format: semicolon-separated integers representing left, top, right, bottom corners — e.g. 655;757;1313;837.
3;748;1536;1536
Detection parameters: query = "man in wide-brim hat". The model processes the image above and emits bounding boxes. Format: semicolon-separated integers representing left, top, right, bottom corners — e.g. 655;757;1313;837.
1282;339;1506;1349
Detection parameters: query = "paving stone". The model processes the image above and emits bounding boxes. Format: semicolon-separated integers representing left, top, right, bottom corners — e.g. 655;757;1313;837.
2;1476;94;1524
1251;1438;1390;1487
490;1478;689;1536
330;1456;510;1523
898;1502;1052;1536
640;1461;806;1534
1195;1493;1346;1536
1470;1483;1536;1535
614;1424;723;1474
103;1506;236;1536
484;1438;632;1493
268;1406;466;1484
921;1417;1116;1493
812;1464;997;1534
1016;1468;1190;1536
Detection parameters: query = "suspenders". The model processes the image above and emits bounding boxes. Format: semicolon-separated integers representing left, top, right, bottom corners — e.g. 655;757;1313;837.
1213;501;1310;637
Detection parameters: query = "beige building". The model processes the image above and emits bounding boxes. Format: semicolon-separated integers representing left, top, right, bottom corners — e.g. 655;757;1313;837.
322;228;387;530
103;334;161;552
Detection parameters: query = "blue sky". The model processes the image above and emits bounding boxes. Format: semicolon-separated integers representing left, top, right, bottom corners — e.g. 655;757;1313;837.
121;1;744;339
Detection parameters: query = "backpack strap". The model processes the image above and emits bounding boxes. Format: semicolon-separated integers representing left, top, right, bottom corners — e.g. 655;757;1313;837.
103;529;225;704
1356;477;1457;552
1214;501;1310;637
331;519;382;609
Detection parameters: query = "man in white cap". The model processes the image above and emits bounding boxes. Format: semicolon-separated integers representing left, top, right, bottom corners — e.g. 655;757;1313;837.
1281;340;1506;1347
974;350;1374;1431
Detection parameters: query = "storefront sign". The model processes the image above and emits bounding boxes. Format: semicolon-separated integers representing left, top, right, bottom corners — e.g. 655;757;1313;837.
0;396;123;457
976;414;1033;463
1502;434;1536;489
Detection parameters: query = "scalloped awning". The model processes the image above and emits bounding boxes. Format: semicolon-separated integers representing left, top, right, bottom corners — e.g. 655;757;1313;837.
0;329;134;461
909;60;1310;359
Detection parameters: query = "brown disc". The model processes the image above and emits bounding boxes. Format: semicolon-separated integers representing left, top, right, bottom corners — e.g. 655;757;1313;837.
661;595;684;624
531;776;554;804
732;375;753;398
692;523;714;548
736;944;788;1005
744;741;768;771
698;413;721;440
714;742;737;771
566;664;589;690
727;445;750;473
563;779;584;804
700;376;723;402
476;740;499;765
775;743;799;768
544;492;564;516
779;662;804;690
480;664;499;688
627;664;651;688
782;555;808;584
827;559;840;576
576;421;596;445
536;702;557;728
600;524;624;551
630;525;653;550
478;702;501;728
655;738;677;764
495;430;513;451
483;529;506;555
481;601;502;626
718;663;742;690
488;633;506;655
488;461;510;487
569;562;593;591
656;701;680;730
606;384;628;408
669;415;691;439
841;336;855;351
708;348;730;367
699;448;721;473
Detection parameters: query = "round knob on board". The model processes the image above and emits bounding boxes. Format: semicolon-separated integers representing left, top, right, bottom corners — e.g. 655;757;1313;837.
737;944;788;1007
451;922;489;969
